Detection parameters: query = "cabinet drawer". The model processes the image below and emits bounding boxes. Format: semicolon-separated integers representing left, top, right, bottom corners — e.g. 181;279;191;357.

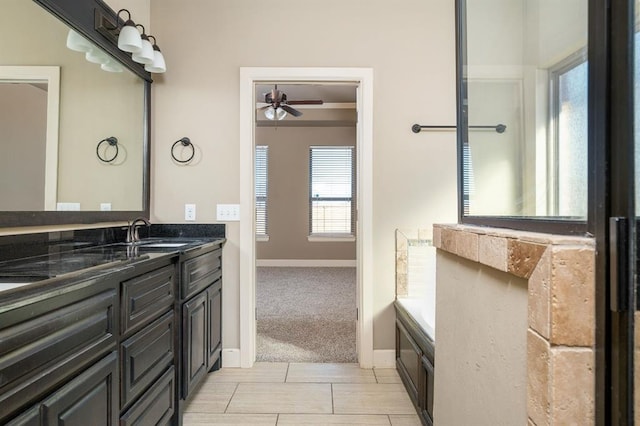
181;249;222;299
121;311;174;409
121;264;175;337
0;282;117;423
120;366;176;426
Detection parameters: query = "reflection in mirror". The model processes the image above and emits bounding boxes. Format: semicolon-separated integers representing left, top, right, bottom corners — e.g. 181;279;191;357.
1;0;145;212
461;0;588;218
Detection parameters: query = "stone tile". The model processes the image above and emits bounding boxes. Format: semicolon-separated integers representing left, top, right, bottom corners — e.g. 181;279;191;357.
333;383;416;415
432;226;442;249
417;228;431;241
208;362;288;383
440;228;457;254
278;414;391;425
389;414;423;426
286;363;376;383
396;251;408;274
478;234;508;272
549;247;595;347
396;273;408;297
396;231;408;252
374;368;402;384
183;382;237;414
528;247;551;339
549;347;595;425
507;240;546;279
226;383;332;414
455;231;479;262
527;329;550;426
182;413;278;425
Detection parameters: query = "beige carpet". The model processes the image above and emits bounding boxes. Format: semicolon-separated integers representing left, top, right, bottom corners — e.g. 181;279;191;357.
256;267;357;363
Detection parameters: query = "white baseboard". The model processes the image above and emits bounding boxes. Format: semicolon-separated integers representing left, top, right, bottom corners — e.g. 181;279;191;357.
221;348;241;368
373;350;396;368
256;259;357;267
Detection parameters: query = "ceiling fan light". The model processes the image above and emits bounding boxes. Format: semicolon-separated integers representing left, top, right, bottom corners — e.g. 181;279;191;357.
264;106;287;121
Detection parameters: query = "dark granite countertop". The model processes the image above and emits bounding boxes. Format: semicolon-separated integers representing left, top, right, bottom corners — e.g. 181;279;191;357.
0;224;225;297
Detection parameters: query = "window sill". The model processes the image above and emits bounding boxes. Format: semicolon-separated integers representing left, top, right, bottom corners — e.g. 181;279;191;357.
256;235;270;242
307;235;356;242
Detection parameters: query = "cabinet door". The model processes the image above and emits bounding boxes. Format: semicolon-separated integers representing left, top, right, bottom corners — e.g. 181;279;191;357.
40;352;118;426
395;320;420;405
207;279;222;370
182;291;207;398
421;355;435;426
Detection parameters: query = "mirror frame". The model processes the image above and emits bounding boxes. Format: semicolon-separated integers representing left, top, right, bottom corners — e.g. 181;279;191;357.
1;0;151;228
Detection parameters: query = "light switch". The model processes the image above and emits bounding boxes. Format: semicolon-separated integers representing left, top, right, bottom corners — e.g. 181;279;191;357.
56;202;80;211
185;204;196;221
100;203;112;211
217;204;240;221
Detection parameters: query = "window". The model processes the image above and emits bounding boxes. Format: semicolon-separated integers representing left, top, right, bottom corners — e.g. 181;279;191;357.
309;146;355;237
255;145;268;238
549;52;588;217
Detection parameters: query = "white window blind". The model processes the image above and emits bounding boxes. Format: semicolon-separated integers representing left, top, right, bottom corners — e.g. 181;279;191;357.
255;146;268;236
309;146;355;235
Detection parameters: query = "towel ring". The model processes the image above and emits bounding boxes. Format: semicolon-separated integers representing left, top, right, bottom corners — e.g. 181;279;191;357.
171;137;195;163
97;136;119;163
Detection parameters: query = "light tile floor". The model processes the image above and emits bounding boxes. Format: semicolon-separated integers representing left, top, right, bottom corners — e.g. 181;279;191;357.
183;362;421;426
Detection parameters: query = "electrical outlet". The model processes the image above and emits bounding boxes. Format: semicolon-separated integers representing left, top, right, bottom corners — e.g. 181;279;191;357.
216;204;240;221
56;202;81;211
100;203;112;211
185;203;196;221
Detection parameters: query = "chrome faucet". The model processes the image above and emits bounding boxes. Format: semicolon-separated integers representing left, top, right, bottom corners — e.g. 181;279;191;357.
126;217;151;244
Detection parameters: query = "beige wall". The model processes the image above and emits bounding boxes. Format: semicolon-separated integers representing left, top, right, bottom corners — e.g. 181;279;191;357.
150;0;458;352
434;250;528;425
0;84;47;210
255;126;356;261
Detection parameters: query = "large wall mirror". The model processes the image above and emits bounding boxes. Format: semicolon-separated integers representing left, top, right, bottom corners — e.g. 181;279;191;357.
0;0;150;227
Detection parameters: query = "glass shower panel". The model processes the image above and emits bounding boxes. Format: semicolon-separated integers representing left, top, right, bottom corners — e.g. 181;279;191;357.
462;0;588;219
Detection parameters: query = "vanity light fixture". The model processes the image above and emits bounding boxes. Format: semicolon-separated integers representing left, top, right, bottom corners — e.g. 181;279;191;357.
144;36;167;73
131;25;155;65
264;106;287;121
66;30;93;52
115;9;142;53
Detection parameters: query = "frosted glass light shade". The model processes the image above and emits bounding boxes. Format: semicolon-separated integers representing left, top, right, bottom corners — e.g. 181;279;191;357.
118;21;142;53
101;60;124;73
132;36;154;65
145;48;166;73
66;30;92;52
264;106;287;121
85;48;110;64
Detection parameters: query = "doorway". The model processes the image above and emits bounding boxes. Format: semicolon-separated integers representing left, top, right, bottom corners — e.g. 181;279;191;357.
253;82;358;362
239;67;374;368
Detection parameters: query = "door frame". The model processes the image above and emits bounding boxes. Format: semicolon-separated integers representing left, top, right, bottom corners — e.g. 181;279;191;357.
238;67;374;368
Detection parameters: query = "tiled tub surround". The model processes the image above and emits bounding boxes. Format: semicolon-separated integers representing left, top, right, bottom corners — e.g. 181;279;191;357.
433;224;595;425
395;229;436;339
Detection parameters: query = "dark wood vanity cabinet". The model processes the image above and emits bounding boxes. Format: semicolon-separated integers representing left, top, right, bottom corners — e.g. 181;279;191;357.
395;305;435;426
1;239;224;425
180;247;223;401
0;275;118;424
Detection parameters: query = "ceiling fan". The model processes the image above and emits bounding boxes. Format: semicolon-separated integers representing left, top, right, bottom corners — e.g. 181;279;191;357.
259;85;323;120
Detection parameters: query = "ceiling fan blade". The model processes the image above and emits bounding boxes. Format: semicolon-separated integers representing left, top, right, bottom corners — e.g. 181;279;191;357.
257;105;270;111
286;100;324;105
281;105;303;117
